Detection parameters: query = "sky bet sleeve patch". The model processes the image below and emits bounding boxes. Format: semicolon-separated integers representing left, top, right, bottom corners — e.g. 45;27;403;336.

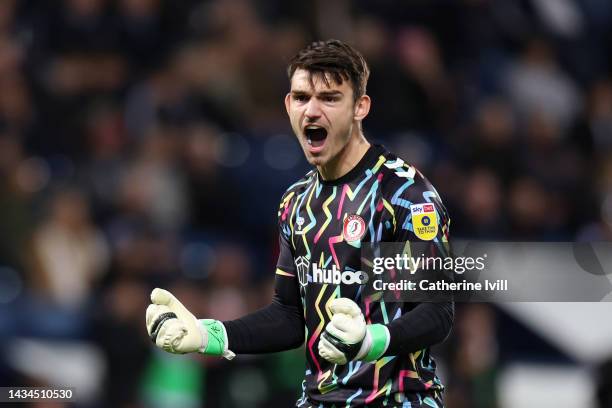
410;203;438;241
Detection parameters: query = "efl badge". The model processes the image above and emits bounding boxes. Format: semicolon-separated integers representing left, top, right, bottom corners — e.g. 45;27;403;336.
343;214;366;242
410;203;438;241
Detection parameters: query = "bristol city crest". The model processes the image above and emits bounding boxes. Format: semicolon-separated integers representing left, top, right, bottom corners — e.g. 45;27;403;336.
343;214;366;242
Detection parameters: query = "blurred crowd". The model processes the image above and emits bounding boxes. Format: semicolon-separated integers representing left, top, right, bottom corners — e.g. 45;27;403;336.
0;0;611;407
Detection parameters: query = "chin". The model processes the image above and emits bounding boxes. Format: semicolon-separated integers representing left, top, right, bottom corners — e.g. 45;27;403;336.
306;156;324;166
309;150;332;165
302;149;325;166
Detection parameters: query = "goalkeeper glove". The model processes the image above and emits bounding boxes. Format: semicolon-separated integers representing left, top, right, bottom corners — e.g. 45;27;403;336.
145;288;235;359
318;297;390;365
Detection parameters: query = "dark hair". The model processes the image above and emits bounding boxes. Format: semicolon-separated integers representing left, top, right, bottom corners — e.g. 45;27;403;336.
287;39;370;101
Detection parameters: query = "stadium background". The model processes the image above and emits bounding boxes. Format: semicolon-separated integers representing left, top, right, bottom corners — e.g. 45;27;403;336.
0;0;611;407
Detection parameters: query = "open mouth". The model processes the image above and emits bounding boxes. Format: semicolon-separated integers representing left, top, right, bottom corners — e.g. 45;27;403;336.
304;125;328;149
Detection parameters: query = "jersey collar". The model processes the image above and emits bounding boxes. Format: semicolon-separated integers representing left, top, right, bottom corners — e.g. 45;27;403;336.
317;144;386;186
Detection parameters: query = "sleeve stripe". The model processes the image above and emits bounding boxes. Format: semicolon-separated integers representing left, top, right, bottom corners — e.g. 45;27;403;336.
275;268;295;277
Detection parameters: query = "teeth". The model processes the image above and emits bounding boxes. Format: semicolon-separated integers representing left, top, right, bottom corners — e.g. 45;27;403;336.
306;125;322;130
307;138;312;145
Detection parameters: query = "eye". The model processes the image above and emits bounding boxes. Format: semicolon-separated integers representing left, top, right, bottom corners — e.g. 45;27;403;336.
323;95;339;103
293;94;308;102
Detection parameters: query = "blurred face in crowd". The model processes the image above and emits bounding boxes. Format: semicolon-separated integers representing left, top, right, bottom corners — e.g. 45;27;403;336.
285;69;370;173
66;0;105;17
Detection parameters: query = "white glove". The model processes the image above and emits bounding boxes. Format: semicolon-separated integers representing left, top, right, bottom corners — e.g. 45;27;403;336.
145;288;234;359
318;298;390;365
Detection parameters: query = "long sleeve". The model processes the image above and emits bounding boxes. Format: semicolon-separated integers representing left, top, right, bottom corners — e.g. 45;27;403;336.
223;192;305;353
383;170;454;355
385;301;454;355
222;294;305;353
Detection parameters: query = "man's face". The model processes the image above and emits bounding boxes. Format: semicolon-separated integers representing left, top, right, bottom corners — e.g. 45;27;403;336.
285;69;358;167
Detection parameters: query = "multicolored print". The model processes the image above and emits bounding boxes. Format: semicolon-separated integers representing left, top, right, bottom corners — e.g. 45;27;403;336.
276;145;450;407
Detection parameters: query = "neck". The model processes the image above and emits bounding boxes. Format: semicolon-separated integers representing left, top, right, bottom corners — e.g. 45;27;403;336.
318;130;370;181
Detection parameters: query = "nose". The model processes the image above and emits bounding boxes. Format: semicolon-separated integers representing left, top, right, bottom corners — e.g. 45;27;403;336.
304;98;322;120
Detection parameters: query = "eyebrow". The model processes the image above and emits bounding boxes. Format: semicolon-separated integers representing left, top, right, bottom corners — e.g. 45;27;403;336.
290;90;344;97
318;90;343;97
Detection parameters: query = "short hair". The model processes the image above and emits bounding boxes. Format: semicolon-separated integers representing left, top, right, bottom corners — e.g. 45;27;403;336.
287;39;370;101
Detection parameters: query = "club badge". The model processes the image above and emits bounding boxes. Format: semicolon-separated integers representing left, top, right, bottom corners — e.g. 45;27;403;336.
343;214;366;242
410;203;438;241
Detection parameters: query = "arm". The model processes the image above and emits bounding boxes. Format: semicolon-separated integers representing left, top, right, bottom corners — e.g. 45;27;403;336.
319;300;453;364
224;194;305;353
385;301;454;355
223;232;305;353
146;192;305;357
147;255;305;357
383;173;454;356
222;290;305;354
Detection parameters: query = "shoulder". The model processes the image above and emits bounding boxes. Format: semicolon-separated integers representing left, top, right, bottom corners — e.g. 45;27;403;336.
377;147;451;241
277;169;317;219
377;148;448;217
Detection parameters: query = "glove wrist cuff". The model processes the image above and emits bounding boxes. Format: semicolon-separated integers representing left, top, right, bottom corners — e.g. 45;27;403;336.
358;324;390;362
198;319;236;360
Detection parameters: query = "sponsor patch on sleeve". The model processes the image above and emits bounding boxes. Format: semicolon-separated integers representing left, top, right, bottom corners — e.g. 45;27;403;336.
410;203;438;241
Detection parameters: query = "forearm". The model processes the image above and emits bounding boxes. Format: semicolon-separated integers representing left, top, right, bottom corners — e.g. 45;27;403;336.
223;298;305;354
384;302;454;356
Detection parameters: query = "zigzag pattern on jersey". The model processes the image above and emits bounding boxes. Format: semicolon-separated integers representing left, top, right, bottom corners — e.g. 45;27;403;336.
314;186;337;243
310;280;328;376
294;155;395;396
363;292;402;405
385;158;419;232
384;157;417;179
283;151;447;407
317;285;342;395
328;155;387;267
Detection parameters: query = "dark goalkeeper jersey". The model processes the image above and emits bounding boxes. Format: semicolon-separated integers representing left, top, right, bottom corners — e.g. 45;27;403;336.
225;144;453;408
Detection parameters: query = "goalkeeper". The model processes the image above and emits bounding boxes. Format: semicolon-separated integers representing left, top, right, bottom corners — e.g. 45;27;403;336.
146;39;453;407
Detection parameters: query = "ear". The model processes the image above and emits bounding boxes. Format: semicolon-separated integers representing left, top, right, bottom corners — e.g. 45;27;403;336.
285;93;292;116
353;95;371;122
